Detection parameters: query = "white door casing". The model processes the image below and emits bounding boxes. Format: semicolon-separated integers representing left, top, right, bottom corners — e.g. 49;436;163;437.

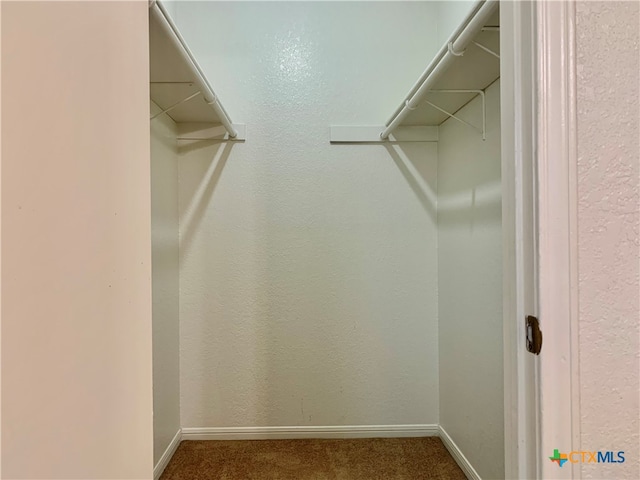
501;1;540;478
537;1;581;479
503;0;581;478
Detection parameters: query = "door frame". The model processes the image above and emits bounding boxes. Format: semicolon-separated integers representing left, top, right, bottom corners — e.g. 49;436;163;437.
502;1;580;478
536;1;581;479
501;1;539;477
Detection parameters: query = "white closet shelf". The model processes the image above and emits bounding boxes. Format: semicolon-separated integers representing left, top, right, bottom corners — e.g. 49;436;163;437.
396;10;499;130
149;0;245;140
330;0;499;143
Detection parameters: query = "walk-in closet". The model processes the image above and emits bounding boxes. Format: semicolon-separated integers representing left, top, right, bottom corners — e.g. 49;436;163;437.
5;0;639;478
151;1;503;478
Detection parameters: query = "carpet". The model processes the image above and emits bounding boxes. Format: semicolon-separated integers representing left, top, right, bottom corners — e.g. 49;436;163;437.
159;437;467;479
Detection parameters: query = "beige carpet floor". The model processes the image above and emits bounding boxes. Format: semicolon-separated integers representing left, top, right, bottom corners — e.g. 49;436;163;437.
159;437;467;479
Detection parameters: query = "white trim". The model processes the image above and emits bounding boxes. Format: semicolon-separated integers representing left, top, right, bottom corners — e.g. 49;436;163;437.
181;424;438;441
329;126;438;143
537;1;581;479
154;428;182;480
500;1;539;478
438;426;481;480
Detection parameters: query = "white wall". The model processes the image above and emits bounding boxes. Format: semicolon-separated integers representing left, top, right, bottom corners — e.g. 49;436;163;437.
162;0;179;23
174;1;441;429
1;1;153;478
438;80;503;480
576;2;639;478
151;104;181;465
436;0;477;47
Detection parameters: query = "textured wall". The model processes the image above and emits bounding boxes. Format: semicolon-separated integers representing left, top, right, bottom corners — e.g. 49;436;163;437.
1;1;153;478
175;1;441;428
151;103;181;465
437;80;503;480
576;2;640;478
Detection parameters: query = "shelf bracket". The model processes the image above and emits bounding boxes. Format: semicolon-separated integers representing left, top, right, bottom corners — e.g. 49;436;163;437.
447;41;465;57
426;89;486;140
472;41;500;59
150;91;201;120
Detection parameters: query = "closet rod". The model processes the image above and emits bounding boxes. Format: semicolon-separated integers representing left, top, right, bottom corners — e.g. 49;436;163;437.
380;0;498;139
149;0;238;138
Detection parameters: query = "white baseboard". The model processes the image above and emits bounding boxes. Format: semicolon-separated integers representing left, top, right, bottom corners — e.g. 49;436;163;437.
181;424;438;441
154;428;182;480
155;424;480;480
438;426;481;480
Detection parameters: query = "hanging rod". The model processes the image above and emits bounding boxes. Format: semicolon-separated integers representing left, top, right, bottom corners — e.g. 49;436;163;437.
380;0;498;139
149;0;238;138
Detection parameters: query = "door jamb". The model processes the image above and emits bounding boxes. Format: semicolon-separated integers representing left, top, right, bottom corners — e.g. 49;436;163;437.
501;1;540;477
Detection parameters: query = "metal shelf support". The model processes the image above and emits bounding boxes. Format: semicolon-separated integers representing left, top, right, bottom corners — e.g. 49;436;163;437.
380;0;498;139
149;0;238;138
427;89;487;140
150;91;201;121
472;41;500;59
